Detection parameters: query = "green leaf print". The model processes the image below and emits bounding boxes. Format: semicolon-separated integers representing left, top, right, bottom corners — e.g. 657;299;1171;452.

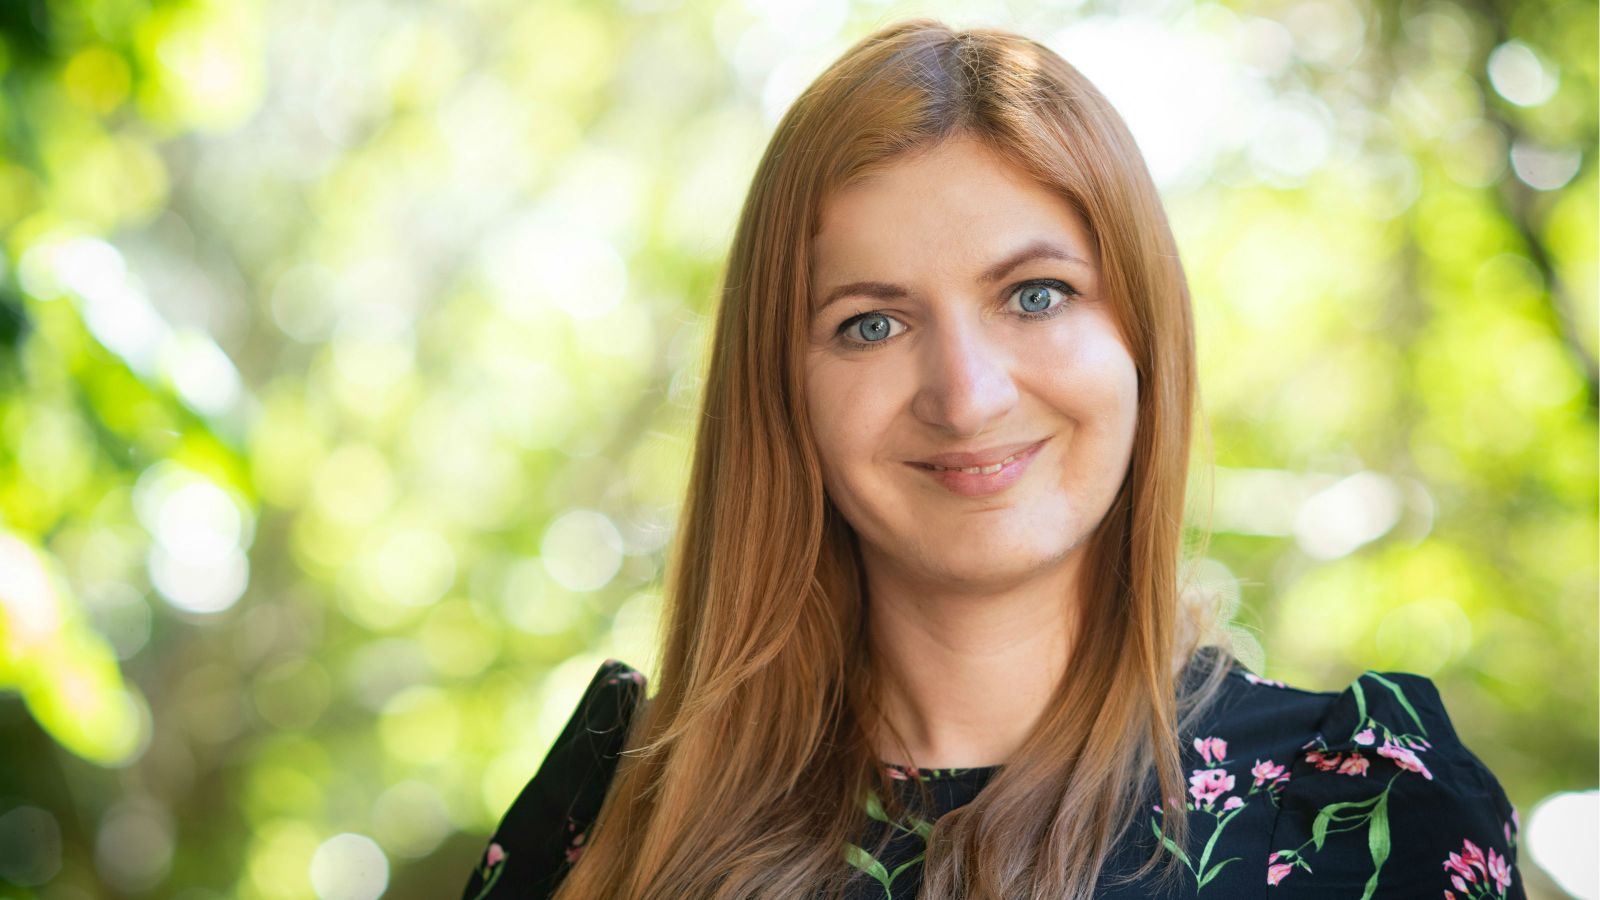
1193;806;1245;887
843;842;926;899
1363;673;1428;737
1195;855;1241;890
844;843;891;886
864;791;892;825
848;787;938;898
1311;794;1383;851
1150;817;1194;867
1359;790;1392;900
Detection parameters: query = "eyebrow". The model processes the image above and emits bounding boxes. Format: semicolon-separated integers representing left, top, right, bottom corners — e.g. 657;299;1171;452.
812;240;1091;316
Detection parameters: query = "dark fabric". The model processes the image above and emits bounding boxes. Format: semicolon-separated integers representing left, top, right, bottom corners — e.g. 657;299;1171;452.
461;651;1525;899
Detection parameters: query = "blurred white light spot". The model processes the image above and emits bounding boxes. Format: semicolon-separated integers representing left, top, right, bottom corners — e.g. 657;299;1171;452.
1294;471;1402;559
760;42;839;127
1209;467;1316;536
1249;94;1334;181
541;510;624;592
371;527;457;607
0;532;63;645
1528;790;1598;900
34;236;124;299
148;544;250;614
154;480;244;566
134;464;255;615
499;557;580;634
1279;0;1365;69
1510;140;1582;191
1048;16;1268;189
23;237;172;376
309;833;389;900
1487;40;1559;107
95;800;174;892
269;263;339;342
162;328;243;415
481;218;628;322
371;781;452;858
81;281;171;377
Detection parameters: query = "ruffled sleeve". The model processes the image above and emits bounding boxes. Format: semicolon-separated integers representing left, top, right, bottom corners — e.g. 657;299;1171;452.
460;658;648;900
1266;670;1525;899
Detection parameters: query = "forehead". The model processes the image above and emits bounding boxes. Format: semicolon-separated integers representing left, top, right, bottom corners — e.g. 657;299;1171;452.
810;137;1097;280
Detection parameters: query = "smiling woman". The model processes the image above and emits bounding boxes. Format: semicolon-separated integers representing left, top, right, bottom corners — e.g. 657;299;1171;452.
461;17;1526;900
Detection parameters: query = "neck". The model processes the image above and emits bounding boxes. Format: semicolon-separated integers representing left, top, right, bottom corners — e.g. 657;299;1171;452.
862;547;1081;770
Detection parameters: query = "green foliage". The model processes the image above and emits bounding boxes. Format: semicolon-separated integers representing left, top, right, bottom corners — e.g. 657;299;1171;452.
0;0;1591;896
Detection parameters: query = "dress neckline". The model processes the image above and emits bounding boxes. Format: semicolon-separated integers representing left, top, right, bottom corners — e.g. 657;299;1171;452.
881;761;1003;781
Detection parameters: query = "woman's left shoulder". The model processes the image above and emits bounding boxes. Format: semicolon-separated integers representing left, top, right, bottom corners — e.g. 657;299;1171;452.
1255;665;1526;898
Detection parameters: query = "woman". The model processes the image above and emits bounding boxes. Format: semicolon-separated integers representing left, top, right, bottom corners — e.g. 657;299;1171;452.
462;18;1524;900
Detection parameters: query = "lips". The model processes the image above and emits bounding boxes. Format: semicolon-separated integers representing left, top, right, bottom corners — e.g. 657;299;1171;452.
907;438;1049;498
911;439;1048;471
918;452;1025;475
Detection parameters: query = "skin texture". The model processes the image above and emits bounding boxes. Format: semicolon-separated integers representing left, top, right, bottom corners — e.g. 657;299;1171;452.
804;135;1140;769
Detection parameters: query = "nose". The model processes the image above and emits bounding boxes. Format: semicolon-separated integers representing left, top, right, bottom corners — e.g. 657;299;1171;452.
909;314;1019;437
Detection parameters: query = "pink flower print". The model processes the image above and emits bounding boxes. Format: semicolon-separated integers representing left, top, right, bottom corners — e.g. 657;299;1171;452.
1354;728;1375;745
1223;796;1244;811
1244;672;1288;688
1444;852;1477;884
1305;750;1342;772
1251;758;1289;787
1193;736;1228;764
1488;847;1512;893
565;828;588;863
1460;839;1487;876
1188;767;1235;808
1336;751;1370;776
1268;862;1293;885
1268;851;1280;864
884;764;911;781
486;842;505;867
1377;740;1433;780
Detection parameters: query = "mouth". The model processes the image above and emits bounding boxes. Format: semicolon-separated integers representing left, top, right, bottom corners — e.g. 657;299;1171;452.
912;453;1027;476
905;438;1050;497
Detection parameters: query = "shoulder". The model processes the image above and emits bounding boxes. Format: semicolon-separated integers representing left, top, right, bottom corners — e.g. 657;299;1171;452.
1156;656;1524;898
460;658;649;900
1250;665;1525;898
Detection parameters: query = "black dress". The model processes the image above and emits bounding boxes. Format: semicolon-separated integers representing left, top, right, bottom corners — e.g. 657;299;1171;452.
460;651;1525;899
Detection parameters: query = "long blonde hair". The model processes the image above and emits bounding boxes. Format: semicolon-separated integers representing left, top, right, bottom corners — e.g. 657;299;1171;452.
552;18;1234;899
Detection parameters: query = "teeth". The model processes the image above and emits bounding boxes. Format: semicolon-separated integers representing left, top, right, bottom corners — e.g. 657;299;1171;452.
930;453;1017;474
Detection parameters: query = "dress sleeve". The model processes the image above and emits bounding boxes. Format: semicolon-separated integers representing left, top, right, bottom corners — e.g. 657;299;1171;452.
460;658;648;900
1265;670;1525;899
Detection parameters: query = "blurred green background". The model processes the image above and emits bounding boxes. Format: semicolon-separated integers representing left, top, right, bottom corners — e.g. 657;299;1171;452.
0;0;1593;897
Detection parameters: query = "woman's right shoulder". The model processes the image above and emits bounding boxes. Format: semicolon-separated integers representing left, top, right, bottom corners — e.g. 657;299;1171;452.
460;658;649;900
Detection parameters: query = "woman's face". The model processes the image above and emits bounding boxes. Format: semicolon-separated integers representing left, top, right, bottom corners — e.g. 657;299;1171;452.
805;135;1140;593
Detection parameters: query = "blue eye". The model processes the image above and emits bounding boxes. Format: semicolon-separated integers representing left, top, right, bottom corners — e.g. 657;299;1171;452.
832;279;1077;351
1010;280;1077;317
854;313;893;342
836;311;904;348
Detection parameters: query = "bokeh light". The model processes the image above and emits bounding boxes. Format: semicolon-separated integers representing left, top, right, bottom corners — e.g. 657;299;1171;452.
0;0;1591;897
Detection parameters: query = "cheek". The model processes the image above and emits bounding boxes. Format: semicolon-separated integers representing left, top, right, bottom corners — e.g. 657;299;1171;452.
805;364;889;475
1022;329;1138;428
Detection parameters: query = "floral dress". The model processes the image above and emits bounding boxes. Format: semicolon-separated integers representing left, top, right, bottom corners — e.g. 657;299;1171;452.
461;651;1525;899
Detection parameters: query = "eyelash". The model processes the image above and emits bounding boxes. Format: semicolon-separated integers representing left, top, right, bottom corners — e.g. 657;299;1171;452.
832;278;1080;351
